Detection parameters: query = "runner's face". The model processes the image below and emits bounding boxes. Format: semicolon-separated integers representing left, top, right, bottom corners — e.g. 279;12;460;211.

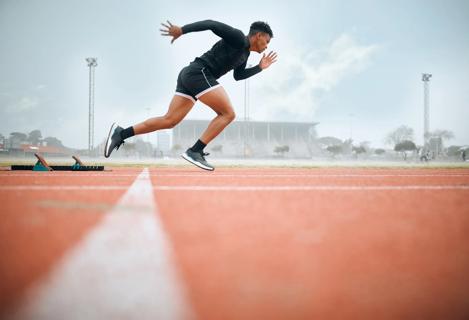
256;33;271;53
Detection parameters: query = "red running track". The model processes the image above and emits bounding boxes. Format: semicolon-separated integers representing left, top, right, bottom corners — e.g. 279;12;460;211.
1;167;469;319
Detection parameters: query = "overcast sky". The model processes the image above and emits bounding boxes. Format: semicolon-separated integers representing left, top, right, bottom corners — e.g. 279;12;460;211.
1;0;468;148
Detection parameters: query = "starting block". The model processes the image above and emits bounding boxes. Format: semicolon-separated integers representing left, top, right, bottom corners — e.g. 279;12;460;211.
11;153;104;171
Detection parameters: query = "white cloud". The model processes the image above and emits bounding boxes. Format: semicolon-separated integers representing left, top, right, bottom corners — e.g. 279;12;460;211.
6;96;39;113
250;33;380;121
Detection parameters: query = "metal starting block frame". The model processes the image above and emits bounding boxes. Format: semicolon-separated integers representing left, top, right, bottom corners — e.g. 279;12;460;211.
11;153;104;171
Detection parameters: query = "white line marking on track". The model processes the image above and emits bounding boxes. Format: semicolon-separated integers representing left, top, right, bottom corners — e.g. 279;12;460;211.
0;173;139;177
0;185;128;191
2;173;469;178
9;168;193;320
151;173;469;178
153;185;469;191
1;184;469;192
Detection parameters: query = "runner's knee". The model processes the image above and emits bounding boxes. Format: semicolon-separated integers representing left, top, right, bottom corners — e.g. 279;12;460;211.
225;110;236;123
163;116;180;129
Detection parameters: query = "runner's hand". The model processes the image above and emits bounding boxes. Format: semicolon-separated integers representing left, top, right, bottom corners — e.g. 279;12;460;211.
259;51;278;69
160;20;182;44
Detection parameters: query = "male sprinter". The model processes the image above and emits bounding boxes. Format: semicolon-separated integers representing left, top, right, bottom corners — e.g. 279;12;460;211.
104;20;277;170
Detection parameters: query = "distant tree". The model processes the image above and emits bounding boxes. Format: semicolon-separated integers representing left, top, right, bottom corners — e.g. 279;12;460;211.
374;148;386;155
394;140;417;160
341;139;354;155
9;132;27;148
343;138;353;146
350;141;369;156
352;145;366;155
43;136;64;148
446;145;461;157
274;145;290;156
385;125;414;146
359;141;370;149
10;132;27;141
318;136;342;147
326;145;343;157
28;130;42;145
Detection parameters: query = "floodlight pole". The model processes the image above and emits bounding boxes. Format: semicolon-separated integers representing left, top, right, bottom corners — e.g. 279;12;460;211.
422;73;432;151
243;64;251;158
348;113;354;141
86;57;97;155
244;78;247;157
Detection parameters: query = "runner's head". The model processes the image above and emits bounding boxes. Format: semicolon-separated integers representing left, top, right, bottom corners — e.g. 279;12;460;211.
248;21;273;53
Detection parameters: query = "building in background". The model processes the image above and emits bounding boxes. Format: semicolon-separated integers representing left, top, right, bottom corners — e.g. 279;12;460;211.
0;136;5;152
156;131;171;156
172;120;319;158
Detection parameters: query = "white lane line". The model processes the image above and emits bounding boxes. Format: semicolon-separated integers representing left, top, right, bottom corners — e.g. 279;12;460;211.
2;184;469;192
0;185;128;191
1;184;469;192
9;168;192;320
1;174;139;177
131;173;469;177
2;173;469;178
153;185;469;191
144;173;469;178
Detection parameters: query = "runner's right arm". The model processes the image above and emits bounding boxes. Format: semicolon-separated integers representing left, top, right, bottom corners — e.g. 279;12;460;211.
181;20;247;48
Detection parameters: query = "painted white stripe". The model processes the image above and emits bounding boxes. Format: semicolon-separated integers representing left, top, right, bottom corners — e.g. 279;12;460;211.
195;84;221;99
1;184;469;192
174;92;196;103
150;173;469;178
2;173;469;180
9;168;192;320
0;185;128;191
2;172;469;178
153;185;469;191
1;173;139;177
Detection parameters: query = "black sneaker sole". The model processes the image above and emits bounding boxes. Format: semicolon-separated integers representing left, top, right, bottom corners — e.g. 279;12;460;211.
104;122;117;158
181;152;214;171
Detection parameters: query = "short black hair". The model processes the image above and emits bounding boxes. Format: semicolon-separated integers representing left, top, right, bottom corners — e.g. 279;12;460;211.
248;21;273;38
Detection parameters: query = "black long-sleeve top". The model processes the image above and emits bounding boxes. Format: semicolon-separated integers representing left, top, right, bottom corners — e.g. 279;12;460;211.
181;20;262;81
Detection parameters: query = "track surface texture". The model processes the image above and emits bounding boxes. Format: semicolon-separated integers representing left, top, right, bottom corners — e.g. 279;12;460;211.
1;167;469;320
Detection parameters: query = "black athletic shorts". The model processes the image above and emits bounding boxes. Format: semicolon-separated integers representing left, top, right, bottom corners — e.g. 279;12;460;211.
175;62;220;103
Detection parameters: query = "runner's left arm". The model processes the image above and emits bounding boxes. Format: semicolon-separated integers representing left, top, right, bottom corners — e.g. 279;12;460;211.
233;51;278;80
233;61;262;81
